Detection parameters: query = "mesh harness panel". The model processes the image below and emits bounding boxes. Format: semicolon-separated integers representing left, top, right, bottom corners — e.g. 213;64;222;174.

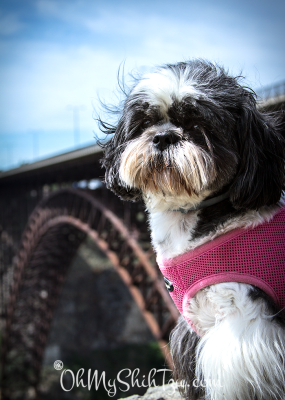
158;207;285;334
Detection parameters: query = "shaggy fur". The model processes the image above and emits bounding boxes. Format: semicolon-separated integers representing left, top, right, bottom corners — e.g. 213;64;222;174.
100;59;285;400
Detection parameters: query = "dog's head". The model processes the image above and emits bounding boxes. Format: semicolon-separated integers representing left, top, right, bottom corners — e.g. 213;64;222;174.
100;60;285;211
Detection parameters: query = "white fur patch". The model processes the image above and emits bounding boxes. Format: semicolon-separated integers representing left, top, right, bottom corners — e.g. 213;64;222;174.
191;282;285;400
131;67;201;115
149;210;199;260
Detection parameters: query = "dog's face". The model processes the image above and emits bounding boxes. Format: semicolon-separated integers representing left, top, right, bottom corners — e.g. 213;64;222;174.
101;60;285;211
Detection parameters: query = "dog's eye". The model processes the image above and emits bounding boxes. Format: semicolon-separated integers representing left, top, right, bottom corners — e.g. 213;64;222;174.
141;120;152;129
188;125;203;136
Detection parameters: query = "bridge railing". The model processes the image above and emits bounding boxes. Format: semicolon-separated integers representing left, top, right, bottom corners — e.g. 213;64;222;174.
256;80;285;101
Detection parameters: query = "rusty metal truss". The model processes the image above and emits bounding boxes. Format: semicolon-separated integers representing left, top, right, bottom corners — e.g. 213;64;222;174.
1;187;179;398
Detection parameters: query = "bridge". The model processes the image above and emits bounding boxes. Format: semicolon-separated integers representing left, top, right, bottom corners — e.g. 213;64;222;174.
257;80;285;110
0;82;284;399
0;144;180;398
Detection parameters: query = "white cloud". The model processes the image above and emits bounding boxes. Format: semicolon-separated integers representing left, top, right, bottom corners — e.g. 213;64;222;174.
0;0;284;169
0;11;282;139
0;43;122;134
34;0;284;84
0;10;26;35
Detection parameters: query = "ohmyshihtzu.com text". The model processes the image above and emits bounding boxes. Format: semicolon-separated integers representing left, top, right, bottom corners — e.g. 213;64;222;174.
55;363;223;396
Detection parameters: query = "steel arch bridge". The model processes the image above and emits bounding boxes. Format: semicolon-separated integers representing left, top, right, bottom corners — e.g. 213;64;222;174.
1;187;179;399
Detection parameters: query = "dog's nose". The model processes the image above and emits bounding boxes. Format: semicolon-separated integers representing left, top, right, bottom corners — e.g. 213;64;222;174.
152;131;180;151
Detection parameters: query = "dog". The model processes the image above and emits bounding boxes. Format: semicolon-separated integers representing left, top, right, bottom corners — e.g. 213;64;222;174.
99;59;285;400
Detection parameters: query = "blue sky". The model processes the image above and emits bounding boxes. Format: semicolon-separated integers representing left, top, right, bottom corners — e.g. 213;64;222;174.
0;0;284;170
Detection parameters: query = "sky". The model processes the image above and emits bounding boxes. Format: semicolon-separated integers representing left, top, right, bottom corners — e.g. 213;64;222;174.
0;0;284;171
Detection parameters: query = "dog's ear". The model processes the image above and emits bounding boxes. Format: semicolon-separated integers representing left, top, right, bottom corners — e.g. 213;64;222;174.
105;161;141;202
100;121;142;202
230;95;285;210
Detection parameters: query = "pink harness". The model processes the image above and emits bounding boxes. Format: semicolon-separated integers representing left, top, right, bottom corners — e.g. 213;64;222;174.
158;207;285;334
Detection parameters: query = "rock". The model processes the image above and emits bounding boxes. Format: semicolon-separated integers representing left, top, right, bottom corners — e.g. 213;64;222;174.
118;383;183;400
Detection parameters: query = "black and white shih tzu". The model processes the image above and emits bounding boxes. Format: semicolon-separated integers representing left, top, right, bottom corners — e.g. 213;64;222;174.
99;60;285;400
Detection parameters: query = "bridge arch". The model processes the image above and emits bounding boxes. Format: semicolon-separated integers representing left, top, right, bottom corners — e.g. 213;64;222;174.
1;188;178;398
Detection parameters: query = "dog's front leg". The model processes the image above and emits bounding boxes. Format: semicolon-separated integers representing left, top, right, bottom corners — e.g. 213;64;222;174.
172;282;285;400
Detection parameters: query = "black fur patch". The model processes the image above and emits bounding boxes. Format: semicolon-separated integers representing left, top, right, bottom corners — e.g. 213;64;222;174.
192;197;242;239
248;286;285;327
170;316;204;400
